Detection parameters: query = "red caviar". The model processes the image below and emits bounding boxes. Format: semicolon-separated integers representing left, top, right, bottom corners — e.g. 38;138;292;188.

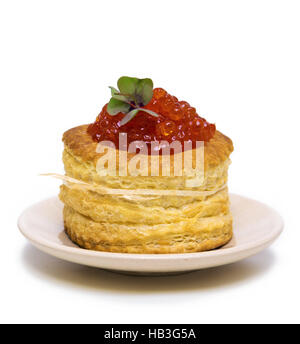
87;88;216;149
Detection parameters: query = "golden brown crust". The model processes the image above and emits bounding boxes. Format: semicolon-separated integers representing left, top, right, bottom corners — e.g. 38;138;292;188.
62;124;233;171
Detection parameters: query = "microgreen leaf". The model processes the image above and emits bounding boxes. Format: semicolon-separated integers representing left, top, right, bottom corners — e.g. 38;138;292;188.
109;86;132;102
120;109;140;126
107;98;131;116
112;94;130;102
136;78;153;105
109;86;119;96
117;76;139;96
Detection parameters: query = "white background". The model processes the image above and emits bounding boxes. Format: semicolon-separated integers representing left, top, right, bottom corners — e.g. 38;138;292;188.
0;0;299;324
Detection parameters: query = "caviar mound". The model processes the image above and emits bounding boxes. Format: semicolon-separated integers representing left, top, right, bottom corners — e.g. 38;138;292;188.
87;88;216;149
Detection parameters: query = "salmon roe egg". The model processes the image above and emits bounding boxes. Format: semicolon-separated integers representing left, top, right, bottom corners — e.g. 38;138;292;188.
157;120;176;137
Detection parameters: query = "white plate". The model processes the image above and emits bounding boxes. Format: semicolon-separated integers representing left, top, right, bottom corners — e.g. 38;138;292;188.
18;194;283;275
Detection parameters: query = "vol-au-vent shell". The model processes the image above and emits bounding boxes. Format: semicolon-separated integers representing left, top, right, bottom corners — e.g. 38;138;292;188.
60;125;234;253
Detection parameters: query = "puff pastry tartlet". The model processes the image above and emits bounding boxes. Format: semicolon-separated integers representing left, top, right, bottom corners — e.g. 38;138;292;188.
59;77;234;253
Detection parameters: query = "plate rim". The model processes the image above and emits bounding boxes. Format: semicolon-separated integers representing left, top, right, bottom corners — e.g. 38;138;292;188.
18;193;284;261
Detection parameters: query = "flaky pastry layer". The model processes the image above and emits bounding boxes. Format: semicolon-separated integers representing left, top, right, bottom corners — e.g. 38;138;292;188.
60;185;230;225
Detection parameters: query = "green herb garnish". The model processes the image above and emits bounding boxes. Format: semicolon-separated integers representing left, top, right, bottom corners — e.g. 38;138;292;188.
107;76;159;126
